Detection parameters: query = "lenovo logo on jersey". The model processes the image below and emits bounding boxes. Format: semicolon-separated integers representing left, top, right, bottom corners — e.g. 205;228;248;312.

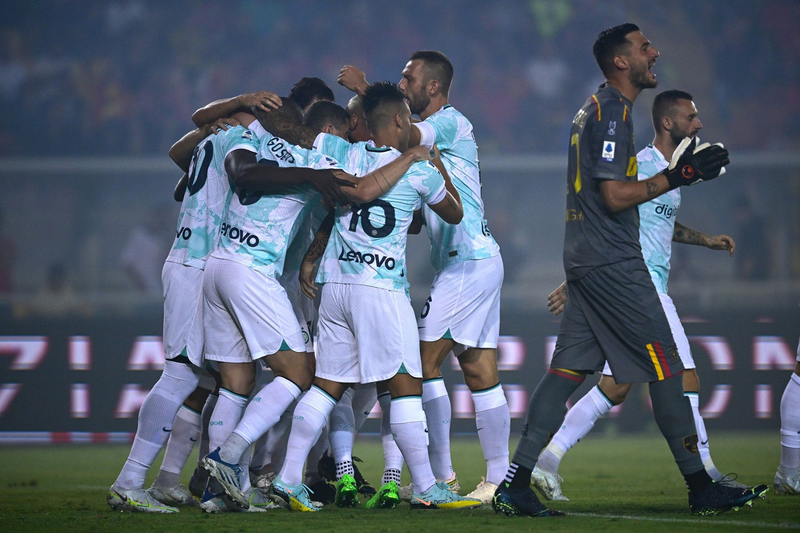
266;137;296;164
338;249;396;270
176;227;192;240
220;223;260;248
654;204;675;219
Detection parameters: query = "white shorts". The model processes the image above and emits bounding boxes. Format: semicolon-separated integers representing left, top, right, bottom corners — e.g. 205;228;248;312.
418;254;504;349
602;291;694;375
162;261;204;366
316;283;422;384
202;257;306;363
281;275;314;354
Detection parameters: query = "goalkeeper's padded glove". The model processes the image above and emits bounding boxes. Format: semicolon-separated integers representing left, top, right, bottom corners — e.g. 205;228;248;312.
664;137;730;190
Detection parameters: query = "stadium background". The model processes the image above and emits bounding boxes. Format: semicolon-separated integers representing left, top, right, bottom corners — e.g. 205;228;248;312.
0;0;799;443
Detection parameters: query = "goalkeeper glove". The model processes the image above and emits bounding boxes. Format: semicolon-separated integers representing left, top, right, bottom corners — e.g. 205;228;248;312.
664;137;730;190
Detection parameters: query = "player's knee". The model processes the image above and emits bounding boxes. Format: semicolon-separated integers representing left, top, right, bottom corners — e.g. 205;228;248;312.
160;360;201;398
598;379;631;405
460;358;499;389
421;358;441;379
220;367;256;397
682;368;700;393
279;366;313;391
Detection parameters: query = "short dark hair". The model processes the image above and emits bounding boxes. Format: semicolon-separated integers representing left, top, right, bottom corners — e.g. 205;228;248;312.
362;81;407;133
252;97;304;142
593;23;640;77
303;101;350;134
288;77;335;110
652;90;694;131
409;50;454;96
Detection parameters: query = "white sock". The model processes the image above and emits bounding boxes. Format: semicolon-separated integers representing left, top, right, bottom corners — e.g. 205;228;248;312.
422;378;453;480
685;392;722;480
779;373;800;478
330;389;356;479
352;383;378;430
280;386;336;486
391;396;436;494
304;423;329;485
209;388;248;452
251;401;295;473
472;385;510;485
219;377;301;464
379;391;404;482
155;405;201;488
541;385;612;475
197;392;217;465
115;361;200;489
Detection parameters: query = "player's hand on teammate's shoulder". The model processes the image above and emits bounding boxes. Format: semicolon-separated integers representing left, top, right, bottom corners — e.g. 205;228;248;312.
309;169;357;207
204;116;242;135
338;65;368;95
547;281;568;316
406;144;433;163
706;234;735;256
237;91;282;113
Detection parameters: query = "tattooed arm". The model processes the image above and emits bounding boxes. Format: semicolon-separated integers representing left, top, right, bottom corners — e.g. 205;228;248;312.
673;221;736;255
300;210;335;299
599;173;671;213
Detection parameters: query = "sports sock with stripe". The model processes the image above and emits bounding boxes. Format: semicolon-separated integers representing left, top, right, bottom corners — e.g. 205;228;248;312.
778;372;800;478
539;384;613;475
422;378;453;480
472;384;510;485
379;391;404;484
219;377;301;464
391;396;436;494
155;405;201;488
280;386;337;486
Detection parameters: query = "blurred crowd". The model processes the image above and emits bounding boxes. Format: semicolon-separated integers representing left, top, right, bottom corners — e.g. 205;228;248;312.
1;0;798;157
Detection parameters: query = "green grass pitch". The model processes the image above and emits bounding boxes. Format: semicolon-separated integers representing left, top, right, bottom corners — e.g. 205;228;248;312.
0;433;797;532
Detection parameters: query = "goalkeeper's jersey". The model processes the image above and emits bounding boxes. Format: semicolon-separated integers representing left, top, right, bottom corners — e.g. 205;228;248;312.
166;126;259;269
211;129;340;278
637;144;679;294
415;105;500;271
314;133;446;292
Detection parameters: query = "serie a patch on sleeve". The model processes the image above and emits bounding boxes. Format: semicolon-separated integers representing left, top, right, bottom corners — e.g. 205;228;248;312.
602;141;615;161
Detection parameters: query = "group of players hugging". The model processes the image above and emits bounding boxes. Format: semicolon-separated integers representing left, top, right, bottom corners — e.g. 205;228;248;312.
106;23;798;519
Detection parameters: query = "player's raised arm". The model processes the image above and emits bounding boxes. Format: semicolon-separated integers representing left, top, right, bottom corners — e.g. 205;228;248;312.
344;145;432;204
169;117;243;172
600;137;729;213
192;91;281;128
299;210;335;299
338;65;369;97
224;150;355;207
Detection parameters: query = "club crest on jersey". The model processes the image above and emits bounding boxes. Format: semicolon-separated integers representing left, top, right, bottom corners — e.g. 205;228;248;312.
607;121;616;136
602;142;615;161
